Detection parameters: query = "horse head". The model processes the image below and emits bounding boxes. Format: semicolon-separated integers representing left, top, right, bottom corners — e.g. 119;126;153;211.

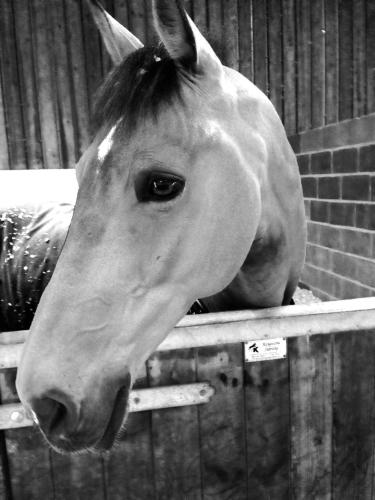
16;0;305;453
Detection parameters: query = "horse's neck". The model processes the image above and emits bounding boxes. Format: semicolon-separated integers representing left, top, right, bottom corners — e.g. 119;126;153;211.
201;228;295;312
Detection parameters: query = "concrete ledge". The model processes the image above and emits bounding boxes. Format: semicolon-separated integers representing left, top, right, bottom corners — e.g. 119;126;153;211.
289;113;375;154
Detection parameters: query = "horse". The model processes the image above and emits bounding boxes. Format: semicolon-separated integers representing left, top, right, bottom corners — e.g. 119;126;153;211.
15;0;306;454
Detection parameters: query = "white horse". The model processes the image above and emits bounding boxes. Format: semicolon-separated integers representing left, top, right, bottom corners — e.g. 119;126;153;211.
16;0;306;453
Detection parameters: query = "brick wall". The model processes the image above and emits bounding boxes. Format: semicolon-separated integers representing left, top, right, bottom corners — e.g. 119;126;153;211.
289;114;375;301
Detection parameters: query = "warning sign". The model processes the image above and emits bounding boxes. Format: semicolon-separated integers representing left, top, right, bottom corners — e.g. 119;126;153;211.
244;338;287;362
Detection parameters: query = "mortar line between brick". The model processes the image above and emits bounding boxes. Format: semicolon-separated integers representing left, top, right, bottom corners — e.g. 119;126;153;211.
293;141;375;154
306;241;375;264
304;198;375;205
308;220;375;234
300;283;337;301
304;263;375;292
301;172;375;177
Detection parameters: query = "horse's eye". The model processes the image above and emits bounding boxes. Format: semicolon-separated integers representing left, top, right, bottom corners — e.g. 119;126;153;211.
136;172;185;202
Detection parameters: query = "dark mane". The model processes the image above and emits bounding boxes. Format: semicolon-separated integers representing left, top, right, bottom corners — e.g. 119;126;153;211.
93;45;194;133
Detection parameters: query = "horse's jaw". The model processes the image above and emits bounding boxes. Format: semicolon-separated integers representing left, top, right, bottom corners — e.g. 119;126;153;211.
16;282;194;454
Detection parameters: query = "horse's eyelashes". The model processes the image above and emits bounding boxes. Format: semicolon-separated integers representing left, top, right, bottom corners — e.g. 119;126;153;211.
135;171;185;203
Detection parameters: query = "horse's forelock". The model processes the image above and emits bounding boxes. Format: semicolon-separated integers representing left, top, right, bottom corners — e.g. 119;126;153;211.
93;44;196;135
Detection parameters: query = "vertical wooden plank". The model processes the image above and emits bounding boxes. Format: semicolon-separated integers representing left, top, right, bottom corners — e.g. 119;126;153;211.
0;72;10;170
0;0;27;170
100;0;115;75
333;330;375;500
353;0;367;117
148;349;202;500
82;0;105;117
13;0;43;170
0;377;11;500
193;0;208;40
0;369;54;499
296;0;312;132
367;0;375;114
48;0;77;169
144;0;158;46
325;0;339;124
207;0;223;61
114;0;129;27
104;363;155;500
0;431;11;499
238;0;253;81
65;0;91;159
289;335;332;499
128;0;147;43
338;0;353;121
30;0;61;169
252;0;268;95
50;451;106;500
310;0;325;128
222;0;239;70
282;0;296;135
244;358;290;499
267;0;283;119
197;344;247;500
184;0;194;18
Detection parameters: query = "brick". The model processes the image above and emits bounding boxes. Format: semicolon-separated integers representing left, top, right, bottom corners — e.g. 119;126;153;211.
355;204;375;231
307;221;320;244
310;151;331;174
322;123;349;149
349;115;375;145
319;224;343;249
304;199;311;219
329;115;375;149
339;279;374;299
356;259;375;289
296;115;375;153
319;268;341;297
288;134;301;153
297;154;310;175
329;202;355;226
318;176;340;199
305;244;333;269
308;286;336;301
331;252;356;280
359;144;375;172
300;128;323;152
301;264;326;291
342;175;371;201
301;176;317;197
302;264;347;298
332;147;357;173
310;200;330;222
341;229;373;258
305;245;313;262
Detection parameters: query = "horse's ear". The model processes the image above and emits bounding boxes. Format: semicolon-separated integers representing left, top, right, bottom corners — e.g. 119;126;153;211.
152;0;221;74
85;0;143;65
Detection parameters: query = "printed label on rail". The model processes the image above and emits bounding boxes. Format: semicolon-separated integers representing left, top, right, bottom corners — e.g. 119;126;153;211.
244;337;287;362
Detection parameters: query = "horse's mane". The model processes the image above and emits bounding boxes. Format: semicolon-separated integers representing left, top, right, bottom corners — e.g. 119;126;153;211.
93;44;196;134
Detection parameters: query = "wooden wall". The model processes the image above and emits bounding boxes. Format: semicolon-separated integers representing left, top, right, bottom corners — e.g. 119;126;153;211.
1;327;375;499
0;0;374;171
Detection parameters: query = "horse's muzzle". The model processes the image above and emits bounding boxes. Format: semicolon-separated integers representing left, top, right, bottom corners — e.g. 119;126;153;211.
22;373;132;454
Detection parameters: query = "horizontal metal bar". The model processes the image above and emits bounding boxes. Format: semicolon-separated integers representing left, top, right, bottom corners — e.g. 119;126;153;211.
161;297;375;351
0;383;214;430
1;298;375;369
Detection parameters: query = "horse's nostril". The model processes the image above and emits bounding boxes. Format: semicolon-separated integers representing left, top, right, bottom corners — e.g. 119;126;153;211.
30;395;73;437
